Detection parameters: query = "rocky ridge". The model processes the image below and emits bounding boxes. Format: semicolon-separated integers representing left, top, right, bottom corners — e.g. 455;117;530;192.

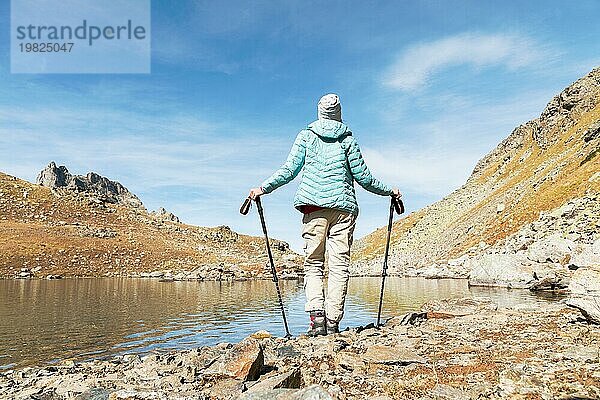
2;298;598;399
0;167;302;279
37;162;144;209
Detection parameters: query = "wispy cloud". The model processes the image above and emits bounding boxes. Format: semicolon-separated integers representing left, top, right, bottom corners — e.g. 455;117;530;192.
0;105;286;184
382;32;556;91
361;88;554;197
0;101;301;242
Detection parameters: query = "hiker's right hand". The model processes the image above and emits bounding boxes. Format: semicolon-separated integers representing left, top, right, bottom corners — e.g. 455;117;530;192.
248;187;264;199
392;188;402;198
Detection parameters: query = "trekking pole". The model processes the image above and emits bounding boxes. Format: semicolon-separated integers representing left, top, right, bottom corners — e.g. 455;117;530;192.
376;195;404;328
240;196;292;339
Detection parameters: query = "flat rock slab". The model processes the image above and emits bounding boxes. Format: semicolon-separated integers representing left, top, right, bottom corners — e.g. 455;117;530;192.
566;297;600;324
421;297;498;316
335;351;366;371
208;378;245;399
244;368;302;393
363;345;426;365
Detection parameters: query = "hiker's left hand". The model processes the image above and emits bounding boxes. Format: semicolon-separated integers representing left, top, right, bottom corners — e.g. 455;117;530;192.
248;187;264;199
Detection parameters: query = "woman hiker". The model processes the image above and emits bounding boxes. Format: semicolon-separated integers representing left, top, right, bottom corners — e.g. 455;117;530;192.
248;94;401;336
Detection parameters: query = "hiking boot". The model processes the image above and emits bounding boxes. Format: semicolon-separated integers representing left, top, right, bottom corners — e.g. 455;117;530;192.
327;319;339;335
306;311;326;336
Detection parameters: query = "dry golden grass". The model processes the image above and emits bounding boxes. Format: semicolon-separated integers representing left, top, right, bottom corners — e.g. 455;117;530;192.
354;99;599;263
0;173;296;278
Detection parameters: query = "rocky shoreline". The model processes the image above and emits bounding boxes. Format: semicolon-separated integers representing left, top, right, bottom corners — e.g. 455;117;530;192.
353;193;599;283
1;297;599;400
8;266;304;282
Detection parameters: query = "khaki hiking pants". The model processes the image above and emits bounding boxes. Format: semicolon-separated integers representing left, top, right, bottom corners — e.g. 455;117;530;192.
302;208;357;323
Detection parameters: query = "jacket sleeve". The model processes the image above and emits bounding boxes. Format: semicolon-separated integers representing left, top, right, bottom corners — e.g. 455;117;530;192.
261;131;306;194
344;136;393;196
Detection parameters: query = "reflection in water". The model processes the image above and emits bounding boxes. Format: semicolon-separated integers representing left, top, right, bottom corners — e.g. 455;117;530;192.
0;277;560;370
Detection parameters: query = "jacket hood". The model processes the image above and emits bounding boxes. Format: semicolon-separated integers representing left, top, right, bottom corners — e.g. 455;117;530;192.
307;119;350;140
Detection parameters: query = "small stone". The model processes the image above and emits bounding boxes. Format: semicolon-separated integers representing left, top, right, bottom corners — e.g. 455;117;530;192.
250;330;272;339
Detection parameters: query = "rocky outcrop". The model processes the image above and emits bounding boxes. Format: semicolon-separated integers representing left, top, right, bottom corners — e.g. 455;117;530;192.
37;161;144;209
468;252;569;289
566;267;600;324
2;298;599;399
466;194;599;289
353;67;600;278
354;193;599;292
151;207;180;223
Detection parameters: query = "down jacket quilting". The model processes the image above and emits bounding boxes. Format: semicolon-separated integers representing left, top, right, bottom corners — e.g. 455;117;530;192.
261;119;392;215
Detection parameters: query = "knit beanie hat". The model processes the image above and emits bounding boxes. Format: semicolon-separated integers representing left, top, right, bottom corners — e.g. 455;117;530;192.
317;93;342;122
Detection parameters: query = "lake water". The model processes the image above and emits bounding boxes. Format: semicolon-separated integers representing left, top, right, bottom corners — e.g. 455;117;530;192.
0;277;561;370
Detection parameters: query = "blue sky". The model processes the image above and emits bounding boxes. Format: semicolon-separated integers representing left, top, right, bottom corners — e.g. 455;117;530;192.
1;1;599;251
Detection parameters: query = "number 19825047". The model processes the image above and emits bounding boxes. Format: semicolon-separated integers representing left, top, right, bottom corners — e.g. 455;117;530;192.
19;43;74;52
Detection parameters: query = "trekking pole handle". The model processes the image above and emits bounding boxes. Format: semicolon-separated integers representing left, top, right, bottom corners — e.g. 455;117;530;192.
240;197;252;215
392;195;404;215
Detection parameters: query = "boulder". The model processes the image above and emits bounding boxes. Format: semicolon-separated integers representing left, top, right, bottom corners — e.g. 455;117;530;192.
37;161;71;187
583;120;600;142
285;385;333;400
468;253;566;289
468;254;534;288
204;338;264;381
565;267;600;324
107;390;163;399
250;330;272;340
526;234;574;264
570;239;600;268
386;312;428;327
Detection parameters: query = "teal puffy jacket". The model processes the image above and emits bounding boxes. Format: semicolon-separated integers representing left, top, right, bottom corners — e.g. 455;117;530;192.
261;119;393;215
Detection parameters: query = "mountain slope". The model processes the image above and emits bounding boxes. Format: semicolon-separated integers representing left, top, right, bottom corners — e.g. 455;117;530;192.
353;67;600;275
0;166;301;279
